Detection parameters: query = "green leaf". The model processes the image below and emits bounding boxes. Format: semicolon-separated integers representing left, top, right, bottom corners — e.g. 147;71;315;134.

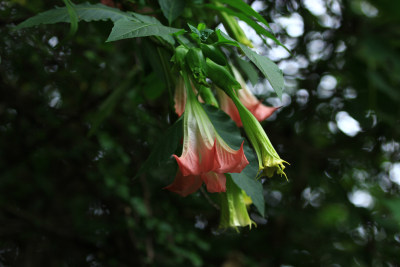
202;104;243;150
235;56;259;86
106;19;181;42
158;0;185;25
63;0;78;37
217;0;271;30
15;2;136;29
131;12;177;44
239;44;284;100
205;4;285;48
241;142;259;179
215;29;240;47
216;31;284;99
230;172;265;217
137;119;183;176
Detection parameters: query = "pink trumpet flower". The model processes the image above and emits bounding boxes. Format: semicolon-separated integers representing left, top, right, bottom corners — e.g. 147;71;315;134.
217;67;279;127
166;73;249;196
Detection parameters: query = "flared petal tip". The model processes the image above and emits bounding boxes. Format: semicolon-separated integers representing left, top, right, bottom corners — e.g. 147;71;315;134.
214;140;249;174
262;159;289;180
251;104;280;123
173;154;200;177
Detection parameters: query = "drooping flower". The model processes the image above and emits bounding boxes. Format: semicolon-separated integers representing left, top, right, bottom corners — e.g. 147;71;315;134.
219;175;255;230
217;67;279;127
225;87;288;178
167;73;249;196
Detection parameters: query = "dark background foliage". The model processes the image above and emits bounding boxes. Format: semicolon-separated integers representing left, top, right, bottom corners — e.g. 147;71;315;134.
1;0;400;266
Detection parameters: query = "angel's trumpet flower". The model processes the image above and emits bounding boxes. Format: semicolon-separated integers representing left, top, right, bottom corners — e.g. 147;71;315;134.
166;73;249;196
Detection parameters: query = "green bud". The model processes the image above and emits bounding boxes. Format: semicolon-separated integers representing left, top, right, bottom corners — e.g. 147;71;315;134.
200;43;227;66
198;85;219;108
205;58;240;92
173;45;189;68
185;48;208;85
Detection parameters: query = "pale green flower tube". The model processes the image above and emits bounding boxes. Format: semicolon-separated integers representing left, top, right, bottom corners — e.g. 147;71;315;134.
226;88;288;178
219;175;255;230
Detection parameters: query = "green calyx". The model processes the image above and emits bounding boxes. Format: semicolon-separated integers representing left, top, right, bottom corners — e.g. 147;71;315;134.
185;47;208;85
205;58;240;92
173;45;189;69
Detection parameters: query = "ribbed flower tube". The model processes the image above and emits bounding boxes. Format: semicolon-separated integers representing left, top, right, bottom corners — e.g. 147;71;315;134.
225;87;288;178
166;72;249;196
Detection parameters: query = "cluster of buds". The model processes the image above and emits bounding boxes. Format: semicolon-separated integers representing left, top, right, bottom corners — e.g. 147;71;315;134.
165;24;288;230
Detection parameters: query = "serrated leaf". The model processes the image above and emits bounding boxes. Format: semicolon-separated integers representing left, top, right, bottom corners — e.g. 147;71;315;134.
158;0;185;25
131;12;161;24
15;2;136;29
137;119;183;177
106;19;181;42
188;23;201;36
63;0;78;37
230;172;265;217
131;12;176;44
239;44;284;100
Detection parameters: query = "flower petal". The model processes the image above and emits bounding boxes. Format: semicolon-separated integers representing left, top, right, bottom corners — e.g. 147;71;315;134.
217;89;243;127
173;139;216;176
164;170;203;197
214;140;249;173
249;103;279;122
238;85;278;123
201;172;226;193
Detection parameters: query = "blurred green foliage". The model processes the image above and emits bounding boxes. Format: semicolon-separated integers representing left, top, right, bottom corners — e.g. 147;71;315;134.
1;0;400;266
